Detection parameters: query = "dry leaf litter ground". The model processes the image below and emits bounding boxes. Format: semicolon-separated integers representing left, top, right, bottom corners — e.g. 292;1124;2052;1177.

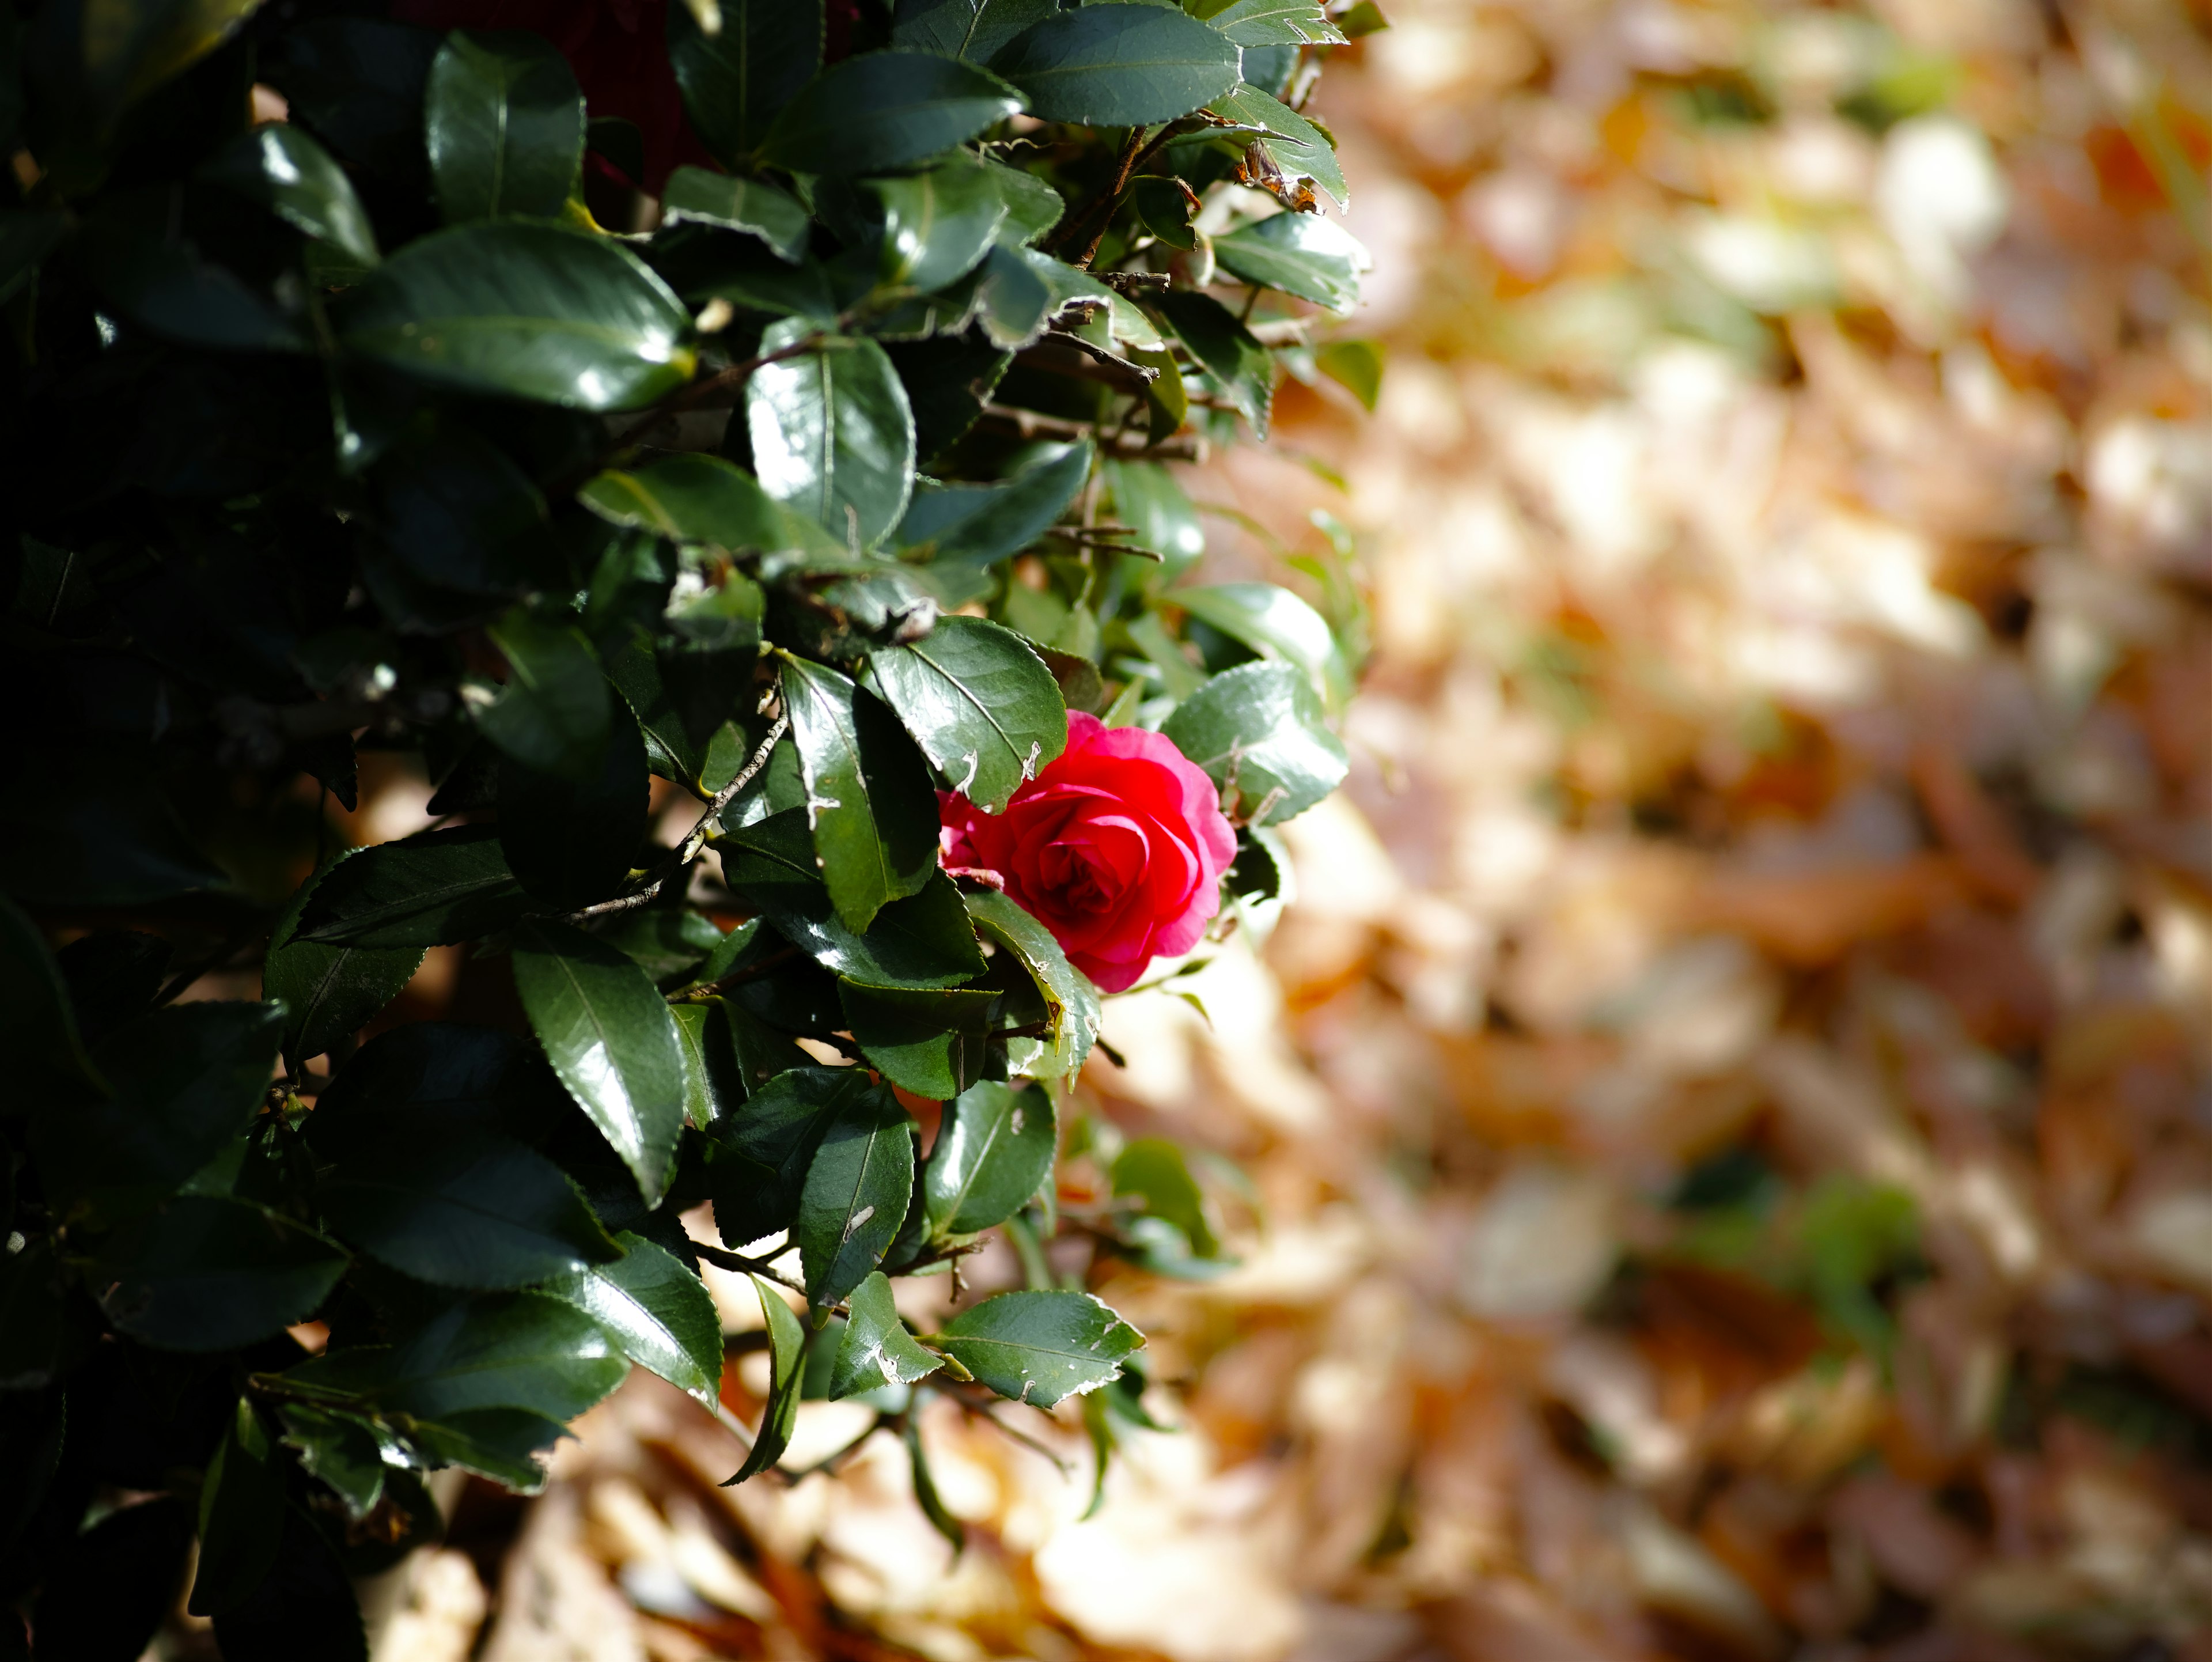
255;2;2212;1657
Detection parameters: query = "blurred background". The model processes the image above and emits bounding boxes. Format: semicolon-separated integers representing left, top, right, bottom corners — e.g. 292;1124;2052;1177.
312;1;2212;1657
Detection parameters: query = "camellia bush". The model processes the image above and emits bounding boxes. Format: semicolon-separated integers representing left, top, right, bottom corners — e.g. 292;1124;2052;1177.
0;0;1376;1650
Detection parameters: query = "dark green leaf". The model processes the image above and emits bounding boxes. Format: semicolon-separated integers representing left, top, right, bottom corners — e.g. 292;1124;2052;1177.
513;917;688;1202
892;438;1089;567
1213;212;1369;314
296;825;529;949
373;423;557;598
761;50;1023;176
100;1198;348;1352
707;1064;868;1245
210;1505;368;1662
893;0;1053;61
77;0;264;122
727;1274;805;1482
1207;81;1346;209
339;222;696;410
671;997;739;1129
829;1271;942;1399
32;1498;191;1662
197;125;379;264
307;1024;560;1165
1150;289;1273;437
990;5;1239;125
925;1080;1056;1239
889;331;1013;464
1173;580;1350;710
579;451;840;558
318;1138;620;1289
498;698;649;910
1160;658;1347;823
404;1407;567;1491
1193;0;1346;46
668;0;823;166
264;17;440;184
661;166;810;262
548;1231;723;1402
963;888;1100;1077
780;656;940;933
838;979;996;1100
1129;175;1199;249
190;1399;285;1618
905;1420;966;1554
276;1406;385;1520
480;608;614;779
931;1289;1141;1407
0;894;103;1103
0;210;66;306
264;857;425;1066
1112;1136;1218;1255
77;198;310;353
0;1241;71;1391
747;327;917;551
426;29;585;223
795;1078;915;1314
971;240;1115;350
867;616;1066;813
866;159;1008;290
285;1292;628;1421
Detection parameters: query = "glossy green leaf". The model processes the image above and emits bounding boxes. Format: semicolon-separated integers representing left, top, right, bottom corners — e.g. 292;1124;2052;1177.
980;152;1065;245
709;1064;869;1245
190;1398;285;1618
829;1271;942;1399
796;1077;914;1315
893;0;1053;62
971;240;1115;350
905;1420;966;1554
1129;174;1198;249
1213;212;1370;314
79;0;266;121
264;855;426;1066
100;1197;349;1352
1112;1136;1218;1255
286;1292;628;1421
513;918;689;1203
781;656;940;933
480;608;612;779
1150;289;1273;437
1173;580;1351;710
671;998;741;1130
892;439;1090;566
668;0;823;166
726;1274;805;1483
296;824;529;949
747;325;918;551
1161;657;1347;823
0;211;68;308
1314;338;1383;410
866;160;1008;291
866;615;1067;813
990;5;1240;125
198;124;380;264
761;50;1024;176
838;979;996;1100
963;888;1100;1078
548;1232;723;1403
931;1289;1141;1408
405;1407;567;1491
1193;0;1346;46
318;1138;620;1289
77;200;310;353
278;1406;387;1520
1207;81;1346;209
340;222;696;410
661;166;810;262
426;29;586;224
498;697;649;911
925;1080;1056;1239
579;451;840;558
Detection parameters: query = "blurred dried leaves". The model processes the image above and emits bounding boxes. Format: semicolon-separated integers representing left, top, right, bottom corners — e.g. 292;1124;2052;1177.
357;0;2212;1657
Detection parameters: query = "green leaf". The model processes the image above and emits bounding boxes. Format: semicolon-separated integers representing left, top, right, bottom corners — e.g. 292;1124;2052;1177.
263;16;441;184
661;166;810;262
77;198;310;353
0;1240;71;1392
829;1271;942;1399
925;1080;1056;1239
971;240;1116;350
405;1407;568;1491
866;160;1008;291
671;998;740;1129
0;894;104;1103
747;327;918;552
100;1197;349;1352
795;1078;915;1315
264;857;425;1067
296;824;529;949
548;1232;723;1403
1213;212;1369;314
963;888;1100;1078
579;451;840;558
318;1138;621;1289
198;124;380;265
1150;290;1273;437
277;1406;385;1520
0;211;68;308
306;1025;560;1166
727;1274;805;1482
707;1064;868;1244
838;980;996;1100
1173;580;1350;711
339;222;696;410
372;422;557;598
1193;0;1345;46
190;1399;285;1618
761;50;1024;176
866;616;1066;814
78;0;267;122
498;698;649;911
893;0;1053;62
513;918;689;1203
287;1292;628;1422
904;1421;965;1554
426;29;586;224
480;608;612;782
1207;81;1346;209
668;0;823;166
1128;175;1198;249
990;5;1240;125
32;1497;192;1662
892;438;1089;567
1112;1137;1218;1256
1161;657;1347;823
1314;338;1382;411
931;1289;1141;1407
780;656;941;933
718;810;987;988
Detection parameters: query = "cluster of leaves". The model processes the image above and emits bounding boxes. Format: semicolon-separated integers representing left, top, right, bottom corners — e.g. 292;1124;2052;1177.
0;0;1374;1649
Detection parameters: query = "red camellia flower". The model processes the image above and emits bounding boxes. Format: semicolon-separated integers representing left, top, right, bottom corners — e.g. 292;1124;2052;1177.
939;713;1238;994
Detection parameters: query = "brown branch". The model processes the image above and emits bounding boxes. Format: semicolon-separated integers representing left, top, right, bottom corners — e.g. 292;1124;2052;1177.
978;404;1203;462
609;335;824;455
1051;124;1153;268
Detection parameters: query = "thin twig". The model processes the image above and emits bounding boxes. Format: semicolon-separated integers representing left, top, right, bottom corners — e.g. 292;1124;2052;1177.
666;942;804;1004
703;1395;757;1452
691;1240;818;1304
1051;124;1151;267
609;336;824;454
978;404;1203;461
782;1412;893;1482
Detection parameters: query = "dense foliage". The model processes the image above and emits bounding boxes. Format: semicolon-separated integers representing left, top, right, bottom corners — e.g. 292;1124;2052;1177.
0;0;1376;1650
